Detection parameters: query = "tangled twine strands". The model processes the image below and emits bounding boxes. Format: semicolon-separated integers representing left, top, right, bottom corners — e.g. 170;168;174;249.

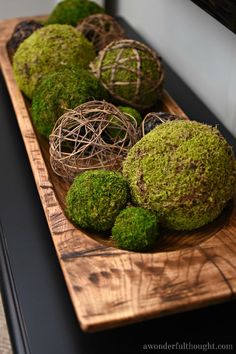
76;14;125;53
90;39;164;110
49;100;139;181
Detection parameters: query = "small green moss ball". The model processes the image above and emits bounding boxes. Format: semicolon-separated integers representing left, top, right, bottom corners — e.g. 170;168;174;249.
66;170;130;232
46;0;104;26
112;207;159;251
123;120;236;231
118;106;142;126
90;39;164;109
106;105;141;141
13;24;95;99
31;67;108;138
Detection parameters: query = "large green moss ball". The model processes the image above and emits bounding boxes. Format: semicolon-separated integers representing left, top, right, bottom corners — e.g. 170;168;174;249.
66;170;130;232
123;120;236;231
90;39;164;109
31;67;108;138
46;0;104;26
112;207;159;251
13;24;95;99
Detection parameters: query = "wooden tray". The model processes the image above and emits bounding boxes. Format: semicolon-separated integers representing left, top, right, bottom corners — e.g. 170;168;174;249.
1;16;236;332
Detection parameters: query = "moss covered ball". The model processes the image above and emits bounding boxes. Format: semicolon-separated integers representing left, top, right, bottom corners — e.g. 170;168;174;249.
13;24;95;99
112;207;159;251
106;105;141;141
118;106;142;126
7;20;43;59
123;120;236;231
31;67;108;138
90;39;164;110
66;170;130;232
46;0;104;26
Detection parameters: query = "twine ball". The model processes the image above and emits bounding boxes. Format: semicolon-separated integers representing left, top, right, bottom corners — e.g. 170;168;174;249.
49;100;139;180
142;112;186;136
90;39;164;110
76;14;125;53
7;20;43;59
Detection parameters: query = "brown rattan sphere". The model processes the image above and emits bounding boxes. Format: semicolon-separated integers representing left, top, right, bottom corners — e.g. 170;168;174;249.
90;39;164;110
76;13;125;53
7;20;43;60
49;100;139;180
142;112;186;136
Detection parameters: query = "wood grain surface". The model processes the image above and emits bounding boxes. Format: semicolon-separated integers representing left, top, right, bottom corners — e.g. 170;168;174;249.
0;17;236;332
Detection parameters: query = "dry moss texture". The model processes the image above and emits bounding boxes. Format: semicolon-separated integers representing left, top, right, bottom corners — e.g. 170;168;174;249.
123;120;236;231
66;170;130;232
13;24;95;98
31;67;108;138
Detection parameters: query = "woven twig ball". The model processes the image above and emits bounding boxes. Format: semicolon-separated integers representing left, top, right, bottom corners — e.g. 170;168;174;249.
90;39;164;110
76;14;125;53
7;20;43;59
49;100;139;180
142;112;186;136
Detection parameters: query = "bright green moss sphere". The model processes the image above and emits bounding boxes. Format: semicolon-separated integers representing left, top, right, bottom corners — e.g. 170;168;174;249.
13;24;95;99
123;120;236;231
31;67;108;138
112;207;159;251
46;0;104;26
66;170;130;232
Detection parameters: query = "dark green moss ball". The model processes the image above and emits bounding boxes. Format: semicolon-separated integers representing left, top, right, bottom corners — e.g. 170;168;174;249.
31;67;108;138
66;170;130;232
112;207;159;251
13;24;95;99
46;0;104;26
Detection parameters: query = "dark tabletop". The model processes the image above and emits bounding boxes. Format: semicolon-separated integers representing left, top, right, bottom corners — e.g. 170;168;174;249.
0;19;236;354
